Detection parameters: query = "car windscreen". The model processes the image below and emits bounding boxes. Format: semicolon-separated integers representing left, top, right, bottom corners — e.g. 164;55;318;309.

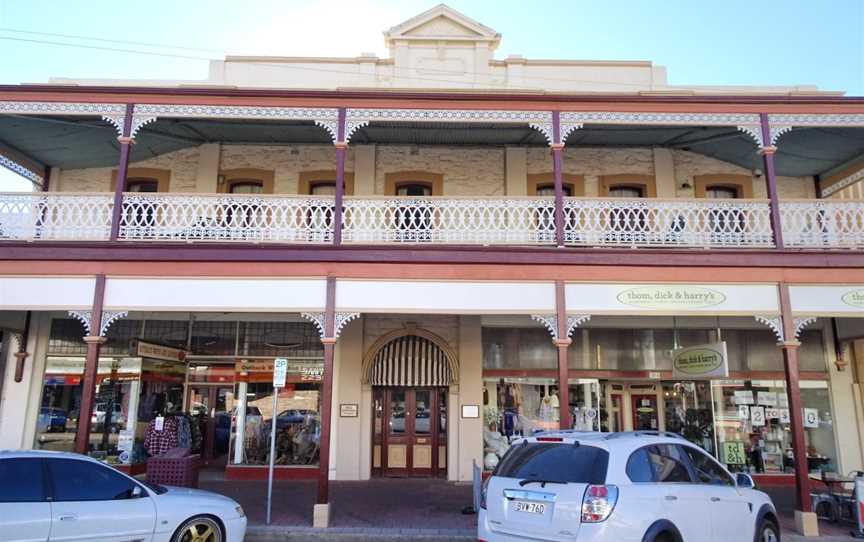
494;442;609;484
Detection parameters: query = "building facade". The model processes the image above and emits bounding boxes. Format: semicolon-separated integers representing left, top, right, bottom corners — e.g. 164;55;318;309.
2;4;864;531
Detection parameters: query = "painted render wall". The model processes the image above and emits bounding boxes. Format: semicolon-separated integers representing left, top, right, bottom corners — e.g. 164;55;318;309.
55;144;815;200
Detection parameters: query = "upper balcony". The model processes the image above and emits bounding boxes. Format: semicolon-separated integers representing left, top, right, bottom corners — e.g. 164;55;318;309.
1;94;864;253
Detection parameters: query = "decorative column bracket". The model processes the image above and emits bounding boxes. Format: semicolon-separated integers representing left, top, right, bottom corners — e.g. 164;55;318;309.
68;310;128;337
532;313;592;341
754;315;817;343
302;312;360;341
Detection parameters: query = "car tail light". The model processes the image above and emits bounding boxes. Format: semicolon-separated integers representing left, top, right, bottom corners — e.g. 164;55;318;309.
479;477;489;509
581;484;618;523
536;437;563;442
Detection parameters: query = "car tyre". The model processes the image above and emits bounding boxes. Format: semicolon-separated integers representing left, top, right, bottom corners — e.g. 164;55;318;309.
755;518;779;542
172;515;223;542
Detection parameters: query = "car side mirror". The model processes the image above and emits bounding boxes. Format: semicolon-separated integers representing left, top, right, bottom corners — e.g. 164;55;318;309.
131;485;144;498
736;473;755;489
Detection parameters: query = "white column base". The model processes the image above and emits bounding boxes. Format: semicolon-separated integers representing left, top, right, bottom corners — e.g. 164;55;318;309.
794;510;819;537
313;503;330;528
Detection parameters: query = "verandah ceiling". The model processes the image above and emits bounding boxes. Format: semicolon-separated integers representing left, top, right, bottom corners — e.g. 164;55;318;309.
2;114;864;178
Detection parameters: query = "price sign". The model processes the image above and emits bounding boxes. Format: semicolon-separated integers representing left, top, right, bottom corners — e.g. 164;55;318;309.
750;406;766;427
738;405;750;420
273;358;288;388
723;441;747;465
765;408;780;420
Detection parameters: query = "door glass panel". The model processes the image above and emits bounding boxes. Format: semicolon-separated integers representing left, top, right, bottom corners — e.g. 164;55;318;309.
189;388;209;416
389;390;406;435
633;395;658;430
438;389;447;436
415;390;431;434
374;391;384;436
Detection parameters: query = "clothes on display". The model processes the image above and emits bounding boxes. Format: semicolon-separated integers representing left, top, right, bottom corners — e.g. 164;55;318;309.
143;413;196;457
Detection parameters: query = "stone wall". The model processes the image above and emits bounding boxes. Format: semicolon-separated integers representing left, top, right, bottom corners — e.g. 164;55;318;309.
374;146;505;196
219;144;352;194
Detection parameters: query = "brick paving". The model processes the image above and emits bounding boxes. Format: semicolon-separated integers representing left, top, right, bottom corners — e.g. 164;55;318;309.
197;475;860;540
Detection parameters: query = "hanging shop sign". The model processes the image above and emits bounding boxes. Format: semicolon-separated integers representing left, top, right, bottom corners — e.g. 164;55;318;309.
133;340;187;363
722;441;747;465
672;342;728;379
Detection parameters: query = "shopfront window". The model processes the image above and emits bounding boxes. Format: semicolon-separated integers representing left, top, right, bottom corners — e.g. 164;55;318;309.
711;379;837;475
481;377;560;470
231;359;323;466
662;381;715;455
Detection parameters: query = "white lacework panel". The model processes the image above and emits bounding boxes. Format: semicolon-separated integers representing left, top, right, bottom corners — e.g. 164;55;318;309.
0;193;112;240
119;193;335;243
781;201;864;248
342;197;556;245
562;198;774;248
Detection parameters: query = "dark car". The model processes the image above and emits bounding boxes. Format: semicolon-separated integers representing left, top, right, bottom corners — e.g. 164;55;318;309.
275;409;317;429
37;407;67;433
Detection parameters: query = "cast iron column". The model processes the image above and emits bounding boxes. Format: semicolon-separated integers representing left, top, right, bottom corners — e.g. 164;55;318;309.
317;277;337;504
555;281;571;430
778;283;810;512
551;111;566;247
109;104;135;241
74;274;107;454
333;108;347;246
759;113;784;249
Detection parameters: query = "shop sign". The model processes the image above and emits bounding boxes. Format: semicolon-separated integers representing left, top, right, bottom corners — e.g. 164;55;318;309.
235;358;324;382
340;404;359;417
842;289;864;308
672;342;728;379
723;441;747;465
779;409;791;424
737;405;749;420
765;408;780;420
46;357;142;376
733;390;755;405
134;341;186;362
757;392;778;407
617;286;726;310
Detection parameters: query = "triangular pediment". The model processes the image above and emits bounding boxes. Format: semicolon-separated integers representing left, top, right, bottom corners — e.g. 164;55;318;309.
385;4;500;43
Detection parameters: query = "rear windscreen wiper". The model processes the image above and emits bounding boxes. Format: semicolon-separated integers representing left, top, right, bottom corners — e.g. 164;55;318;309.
519;479;566;488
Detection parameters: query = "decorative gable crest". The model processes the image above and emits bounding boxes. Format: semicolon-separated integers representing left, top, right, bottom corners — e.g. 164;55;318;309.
384;4;501;46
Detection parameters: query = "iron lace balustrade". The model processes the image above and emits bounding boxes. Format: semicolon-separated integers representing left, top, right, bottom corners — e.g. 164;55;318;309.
0;192;113;241
562;197;775;248
781;200;864;248
341;196;557;245
119;193;335;243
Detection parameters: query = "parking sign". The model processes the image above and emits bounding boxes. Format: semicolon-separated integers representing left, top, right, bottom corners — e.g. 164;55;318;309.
273;358;288;388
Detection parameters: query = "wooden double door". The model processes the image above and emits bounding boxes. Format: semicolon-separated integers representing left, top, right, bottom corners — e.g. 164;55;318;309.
373;387;447;477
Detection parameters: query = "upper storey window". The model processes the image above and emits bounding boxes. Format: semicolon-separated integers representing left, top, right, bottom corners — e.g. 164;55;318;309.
396;183;433;196
535;184;574;197
309;182;336;196
608;185;644;198
228;180;265;195
705;186;740;199
126;179;159;193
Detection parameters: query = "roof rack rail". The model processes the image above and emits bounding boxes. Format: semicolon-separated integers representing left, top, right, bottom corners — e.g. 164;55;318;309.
604;431;687;440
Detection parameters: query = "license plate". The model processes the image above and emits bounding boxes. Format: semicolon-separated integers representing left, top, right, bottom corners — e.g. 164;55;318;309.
514;501;546;515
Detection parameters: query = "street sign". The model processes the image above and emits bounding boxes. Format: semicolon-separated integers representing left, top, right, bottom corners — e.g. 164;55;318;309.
273;358;288;388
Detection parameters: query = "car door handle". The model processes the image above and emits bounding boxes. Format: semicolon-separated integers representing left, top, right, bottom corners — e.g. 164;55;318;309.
711;497;721;502
58;515;77;521
664;495;678;501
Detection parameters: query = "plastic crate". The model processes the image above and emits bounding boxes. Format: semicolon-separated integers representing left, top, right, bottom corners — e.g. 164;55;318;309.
146;453;200;488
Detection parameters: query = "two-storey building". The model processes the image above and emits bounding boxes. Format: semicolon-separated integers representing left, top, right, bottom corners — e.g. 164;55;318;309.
1;5;864;533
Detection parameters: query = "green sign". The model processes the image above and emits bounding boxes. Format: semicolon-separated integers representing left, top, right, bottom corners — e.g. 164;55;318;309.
842;290;864;308
723;441;747;465
672;342;728;379
617;286;726;309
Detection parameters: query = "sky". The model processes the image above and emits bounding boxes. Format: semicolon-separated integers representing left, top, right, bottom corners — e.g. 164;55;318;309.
1;0;863;191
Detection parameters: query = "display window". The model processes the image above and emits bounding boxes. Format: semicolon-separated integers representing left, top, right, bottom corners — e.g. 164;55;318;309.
231;358;323;467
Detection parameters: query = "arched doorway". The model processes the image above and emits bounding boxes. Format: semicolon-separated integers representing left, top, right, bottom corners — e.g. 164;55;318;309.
364;331;457;477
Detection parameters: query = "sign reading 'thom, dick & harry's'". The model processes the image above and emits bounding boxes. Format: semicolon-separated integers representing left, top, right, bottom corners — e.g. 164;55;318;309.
672;342;729;380
617;286;726;310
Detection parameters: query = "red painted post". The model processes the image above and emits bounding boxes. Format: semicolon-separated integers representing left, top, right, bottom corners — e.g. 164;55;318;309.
109;104;135;242
759;113;784;249
317;277;336;504
333;108;347;246
73;274;107;454
555;280;571;430
778;283;811;512
551;111;565;247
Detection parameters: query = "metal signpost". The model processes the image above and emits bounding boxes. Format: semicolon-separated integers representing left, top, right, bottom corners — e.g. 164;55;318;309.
854;475;864;538
266;358;288;525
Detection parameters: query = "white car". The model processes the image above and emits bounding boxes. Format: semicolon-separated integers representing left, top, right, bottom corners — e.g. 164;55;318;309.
0;450;246;542
478;431;780;542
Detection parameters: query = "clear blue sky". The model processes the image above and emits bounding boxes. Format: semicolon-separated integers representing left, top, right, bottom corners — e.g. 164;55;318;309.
1;0;862;190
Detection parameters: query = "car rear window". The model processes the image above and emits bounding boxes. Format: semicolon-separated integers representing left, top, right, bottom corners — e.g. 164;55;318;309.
495;442;608;484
